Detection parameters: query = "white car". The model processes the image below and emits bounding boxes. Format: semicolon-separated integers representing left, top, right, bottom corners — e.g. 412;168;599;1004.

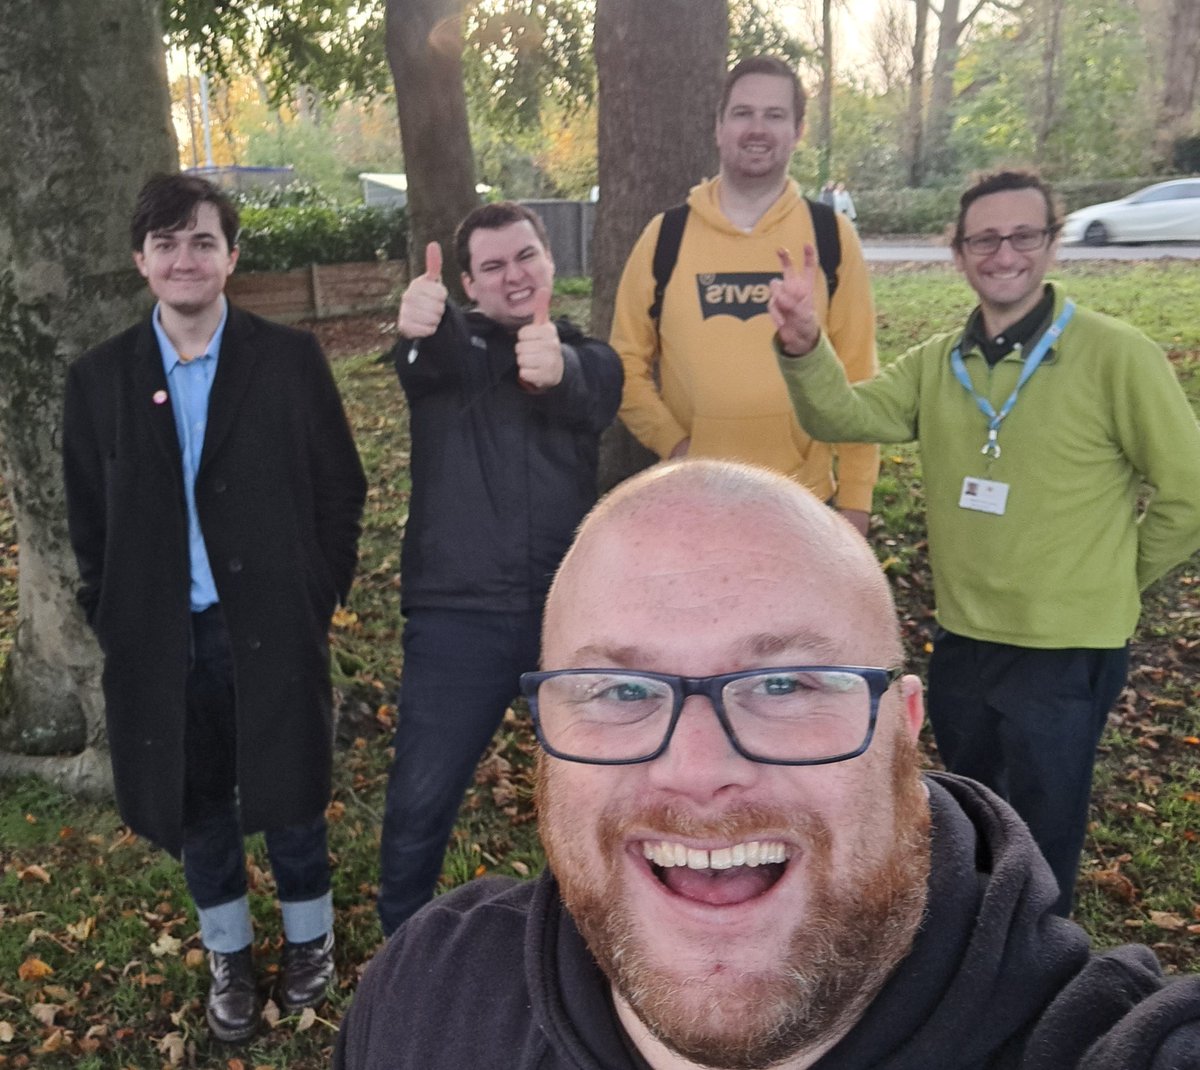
1062;179;1200;245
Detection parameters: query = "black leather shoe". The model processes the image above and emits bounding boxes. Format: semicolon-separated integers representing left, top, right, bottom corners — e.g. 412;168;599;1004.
280;931;335;1013
205;946;260;1043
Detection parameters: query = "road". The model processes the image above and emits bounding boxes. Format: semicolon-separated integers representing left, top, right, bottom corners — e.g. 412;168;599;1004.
861;240;1200;262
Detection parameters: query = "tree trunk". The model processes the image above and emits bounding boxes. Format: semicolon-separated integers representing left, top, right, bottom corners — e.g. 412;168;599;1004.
0;0;176;796
385;0;479;302
924;0;962;179
818;0;834;184
906;0;929;186
1033;0;1064;164
590;0;728;490
1156;0;1200;161
923;0;994;179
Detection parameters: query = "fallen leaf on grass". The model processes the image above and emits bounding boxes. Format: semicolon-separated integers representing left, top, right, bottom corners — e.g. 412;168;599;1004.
37;1028;67;1053
157;1030;185;1065
246;861;270;892
151;932;182;957
375;704;396;726
17;864;50;884
185;948;206;969
296;1006;317;1032
66;916;95;941
332;608;359;630
1085;867;1137;904
17;956;53;982
261;998;281;1029
1148;910;1186;931
108;828;139;850
30;1003;59;1027
0;1021;13;1042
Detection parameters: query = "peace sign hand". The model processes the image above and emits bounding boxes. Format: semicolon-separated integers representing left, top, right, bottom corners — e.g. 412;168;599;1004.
767;245;821;358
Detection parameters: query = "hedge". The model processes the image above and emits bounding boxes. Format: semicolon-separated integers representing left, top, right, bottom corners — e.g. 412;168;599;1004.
228;174;1186;268
236;202;408;273
851;176;1183;236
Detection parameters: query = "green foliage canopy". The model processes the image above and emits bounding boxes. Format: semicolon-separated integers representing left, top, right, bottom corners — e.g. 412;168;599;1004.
163;0;390;103
950;0;1152;179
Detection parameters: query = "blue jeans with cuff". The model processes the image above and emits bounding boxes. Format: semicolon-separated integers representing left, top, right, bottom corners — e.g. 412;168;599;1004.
182;606;331;953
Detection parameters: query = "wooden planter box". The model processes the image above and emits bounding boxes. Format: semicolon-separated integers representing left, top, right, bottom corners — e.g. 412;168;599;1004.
226;260;408;323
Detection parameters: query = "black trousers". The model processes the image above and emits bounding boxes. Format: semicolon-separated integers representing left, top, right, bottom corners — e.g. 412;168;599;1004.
377;606;542;936
926;629;1129;917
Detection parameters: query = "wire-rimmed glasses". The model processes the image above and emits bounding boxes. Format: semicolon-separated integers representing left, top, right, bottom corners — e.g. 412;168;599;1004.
958;226;1059;256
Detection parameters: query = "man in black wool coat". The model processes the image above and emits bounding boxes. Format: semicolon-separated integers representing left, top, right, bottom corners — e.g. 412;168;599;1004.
63;173;366;1044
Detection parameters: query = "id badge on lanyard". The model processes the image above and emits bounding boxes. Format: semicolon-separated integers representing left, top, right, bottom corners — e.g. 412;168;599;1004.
951;300;1075;517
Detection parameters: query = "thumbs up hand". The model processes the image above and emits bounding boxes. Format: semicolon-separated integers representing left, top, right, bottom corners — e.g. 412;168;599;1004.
767;245;821;357
397;241;448;338
515;288;563;390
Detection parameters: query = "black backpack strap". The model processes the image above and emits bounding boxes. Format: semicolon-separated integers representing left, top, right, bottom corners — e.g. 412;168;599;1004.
805;197;842;302
649;203;690;328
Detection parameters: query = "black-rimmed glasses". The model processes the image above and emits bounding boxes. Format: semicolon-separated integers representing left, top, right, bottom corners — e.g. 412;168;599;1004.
959;226;1058;256
519;666;901;766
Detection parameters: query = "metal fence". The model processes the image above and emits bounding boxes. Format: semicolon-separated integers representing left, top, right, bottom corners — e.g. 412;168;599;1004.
521;199;596;277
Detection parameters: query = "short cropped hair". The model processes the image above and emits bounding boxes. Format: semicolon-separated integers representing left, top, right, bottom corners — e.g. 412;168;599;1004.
130;173;240;252
951;169;1062;248
454;201;550;276
719;56;807;126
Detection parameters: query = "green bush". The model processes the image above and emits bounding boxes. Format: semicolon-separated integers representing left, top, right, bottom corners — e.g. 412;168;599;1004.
236;202;408;272
852;176;1185;235
1054;177;1161;214
1172;137;1200;174
854;187;963;236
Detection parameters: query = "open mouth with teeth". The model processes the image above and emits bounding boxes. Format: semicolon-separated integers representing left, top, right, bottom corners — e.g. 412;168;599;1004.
641;839;791;906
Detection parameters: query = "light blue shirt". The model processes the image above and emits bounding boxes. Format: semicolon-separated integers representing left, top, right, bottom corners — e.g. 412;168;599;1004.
153;299;228;612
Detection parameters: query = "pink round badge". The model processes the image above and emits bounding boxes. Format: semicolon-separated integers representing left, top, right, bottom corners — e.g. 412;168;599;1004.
153;390;168;405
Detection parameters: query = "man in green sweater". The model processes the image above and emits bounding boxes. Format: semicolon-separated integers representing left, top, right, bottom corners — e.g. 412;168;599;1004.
769;169;1200;916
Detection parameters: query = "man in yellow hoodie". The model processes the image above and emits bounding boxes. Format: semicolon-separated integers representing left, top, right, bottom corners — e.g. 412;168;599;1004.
611;55;878;534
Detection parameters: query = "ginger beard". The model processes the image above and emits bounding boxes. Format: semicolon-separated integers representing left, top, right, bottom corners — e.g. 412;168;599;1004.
537;729;931;1069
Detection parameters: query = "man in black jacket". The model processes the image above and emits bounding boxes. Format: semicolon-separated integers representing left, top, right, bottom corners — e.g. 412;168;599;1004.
377;202;623;935
339;460;1199;1070
63;174;366;1042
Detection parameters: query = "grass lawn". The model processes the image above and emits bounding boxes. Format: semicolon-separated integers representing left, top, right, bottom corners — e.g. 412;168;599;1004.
0;260;1197;1067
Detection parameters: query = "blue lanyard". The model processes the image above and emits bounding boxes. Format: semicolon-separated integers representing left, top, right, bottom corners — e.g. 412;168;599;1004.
950;300;1075;459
